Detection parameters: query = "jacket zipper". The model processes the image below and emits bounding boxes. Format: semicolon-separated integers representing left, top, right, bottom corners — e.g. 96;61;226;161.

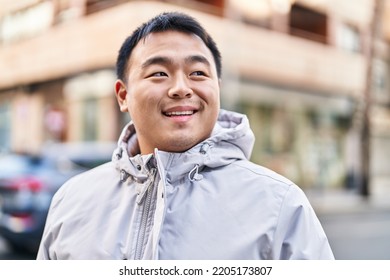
134;169;156;260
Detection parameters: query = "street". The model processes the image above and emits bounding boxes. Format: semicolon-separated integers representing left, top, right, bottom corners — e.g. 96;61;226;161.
318;208;390;260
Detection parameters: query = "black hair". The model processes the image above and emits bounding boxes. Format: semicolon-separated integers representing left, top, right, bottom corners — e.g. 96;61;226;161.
115;12;222;82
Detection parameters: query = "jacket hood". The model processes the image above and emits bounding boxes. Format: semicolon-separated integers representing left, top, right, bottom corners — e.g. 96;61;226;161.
112;109;255;182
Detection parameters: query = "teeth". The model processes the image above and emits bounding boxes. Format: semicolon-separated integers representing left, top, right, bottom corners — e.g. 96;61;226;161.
165;110;194;116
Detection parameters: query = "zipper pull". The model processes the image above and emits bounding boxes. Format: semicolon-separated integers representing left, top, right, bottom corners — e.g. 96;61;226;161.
136;169;156;204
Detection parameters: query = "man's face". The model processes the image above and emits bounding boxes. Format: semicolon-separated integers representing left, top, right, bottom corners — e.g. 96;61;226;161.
115;31;220;154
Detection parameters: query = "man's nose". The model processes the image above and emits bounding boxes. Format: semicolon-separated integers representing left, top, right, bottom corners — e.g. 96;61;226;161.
168;74;193;98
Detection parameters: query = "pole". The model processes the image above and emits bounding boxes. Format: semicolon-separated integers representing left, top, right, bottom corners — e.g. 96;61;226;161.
360;0;384;197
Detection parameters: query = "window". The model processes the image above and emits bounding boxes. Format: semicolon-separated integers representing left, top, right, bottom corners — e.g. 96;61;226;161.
0;1;54;44
289;3;327;44
372;59;390;103
0;102;11;152
86;0;127;15
336;23;361;52
194;0;225;8
227;0;271;27
83;98;97;141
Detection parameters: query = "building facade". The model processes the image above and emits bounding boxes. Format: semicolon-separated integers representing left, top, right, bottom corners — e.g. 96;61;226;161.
1;0;389;192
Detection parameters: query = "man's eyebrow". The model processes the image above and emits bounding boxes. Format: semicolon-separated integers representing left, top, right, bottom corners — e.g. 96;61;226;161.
141;56;173;69
141;55;211;69
185;55;210;66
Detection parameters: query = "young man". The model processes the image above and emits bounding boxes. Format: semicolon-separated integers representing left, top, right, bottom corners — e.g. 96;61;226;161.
37;12;334;260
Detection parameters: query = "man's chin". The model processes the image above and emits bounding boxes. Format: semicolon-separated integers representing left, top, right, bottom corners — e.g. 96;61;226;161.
159;136;197;153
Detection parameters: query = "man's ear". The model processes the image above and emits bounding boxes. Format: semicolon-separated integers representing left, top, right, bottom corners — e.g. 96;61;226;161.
114;79;129;112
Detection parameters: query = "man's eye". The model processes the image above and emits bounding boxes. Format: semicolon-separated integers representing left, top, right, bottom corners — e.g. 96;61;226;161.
151;72;167;77
191;71;205;76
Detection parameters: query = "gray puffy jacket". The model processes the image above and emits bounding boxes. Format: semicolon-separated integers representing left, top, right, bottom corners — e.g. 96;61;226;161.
37;109;334;260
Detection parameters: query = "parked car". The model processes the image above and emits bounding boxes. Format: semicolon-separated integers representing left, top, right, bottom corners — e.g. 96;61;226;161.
0;142;116;253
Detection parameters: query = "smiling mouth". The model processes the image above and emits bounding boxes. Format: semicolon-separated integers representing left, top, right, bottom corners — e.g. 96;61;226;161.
163;110;197;117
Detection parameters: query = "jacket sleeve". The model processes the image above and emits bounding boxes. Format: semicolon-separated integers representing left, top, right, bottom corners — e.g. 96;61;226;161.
272;185;335;260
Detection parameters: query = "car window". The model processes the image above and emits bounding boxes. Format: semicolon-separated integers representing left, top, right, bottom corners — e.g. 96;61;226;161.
0;155;42;176
69;158;110;169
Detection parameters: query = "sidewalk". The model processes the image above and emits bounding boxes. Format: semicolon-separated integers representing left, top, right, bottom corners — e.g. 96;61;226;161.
306;186;390;215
